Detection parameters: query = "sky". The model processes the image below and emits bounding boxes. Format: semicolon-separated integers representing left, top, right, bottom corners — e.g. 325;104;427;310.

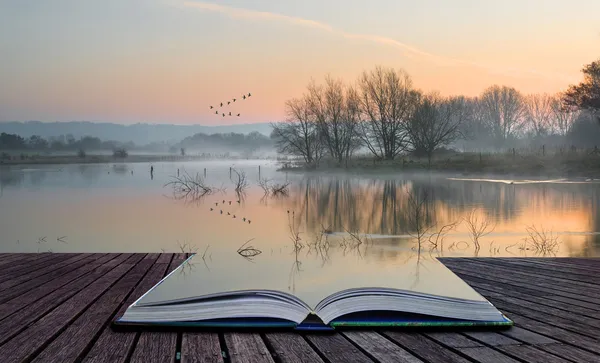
0;0;599;125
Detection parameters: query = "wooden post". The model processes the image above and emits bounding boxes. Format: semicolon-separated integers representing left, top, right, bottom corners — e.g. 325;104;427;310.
229;167;232;179
204;168;206;177
542;144;545;156
258;165;261;180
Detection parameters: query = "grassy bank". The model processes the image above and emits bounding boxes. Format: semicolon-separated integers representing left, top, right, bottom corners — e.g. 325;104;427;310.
278;150;600;178
0;153;217;165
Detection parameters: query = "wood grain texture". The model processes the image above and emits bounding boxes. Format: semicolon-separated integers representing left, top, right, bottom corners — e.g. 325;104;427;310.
224;333;275;363
263;333;324;363
181;333;224;363
343;331;423;363
306;333;373;363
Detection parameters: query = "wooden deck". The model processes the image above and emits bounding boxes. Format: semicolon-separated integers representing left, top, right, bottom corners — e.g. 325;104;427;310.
0;254;598;363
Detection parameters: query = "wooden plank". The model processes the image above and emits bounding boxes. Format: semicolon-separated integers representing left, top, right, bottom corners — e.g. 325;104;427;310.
82;254;174;363
499;327;557;345
31;254;160;362
0;253;90;292
534;343;600;363
461;331;520;347
0;253;48;268
0;254;116;344
456;347;520;363
306;333;375;363
381;332;471;363
262;333;324;363
129;254;185;363
466;259;600;285
443;259;600;295
442;261;600;305
343;331;423;363
495;345;572;363
224;333;275;363
0;253;68;280
0;254;143;363
181;333;224;363
0;253;108;304
129;332;177;363
424;332;483;348
455;276;600;320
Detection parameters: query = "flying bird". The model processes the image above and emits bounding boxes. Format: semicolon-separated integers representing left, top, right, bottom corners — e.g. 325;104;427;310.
228;201;232;205
237;113;240;117
233;215;236;219
243;95;246;100
243;217;246;222
215;111;218;114
233;98;236;102
220;210;223;214
228;112;232;116
210;208;213;211
248;93;251;97
227;101;231;105
248;220;251;224
227;212;231;215
215;202;219;206
210;105;213;109
222;113;225;117
220;102;223;107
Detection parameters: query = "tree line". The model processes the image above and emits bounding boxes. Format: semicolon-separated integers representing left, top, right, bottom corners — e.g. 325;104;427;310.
0;133;133;152
271;58;600;165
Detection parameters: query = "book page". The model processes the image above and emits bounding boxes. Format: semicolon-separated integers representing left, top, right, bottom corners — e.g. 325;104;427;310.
134;247;486;309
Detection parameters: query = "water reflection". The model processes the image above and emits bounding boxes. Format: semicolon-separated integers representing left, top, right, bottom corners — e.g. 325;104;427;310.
0;163;599;258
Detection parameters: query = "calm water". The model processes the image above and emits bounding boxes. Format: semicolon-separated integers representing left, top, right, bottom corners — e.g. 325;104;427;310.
1;161;599;266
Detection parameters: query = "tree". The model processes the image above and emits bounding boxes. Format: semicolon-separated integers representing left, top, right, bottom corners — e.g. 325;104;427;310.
524;93;553;137
307;77;362;164
406;93;466;164
27;135;48;150
0;133;27;150
550;93;579;136
480;85;526;147
563;58;600;121
270;96;323;164
358;66;419;160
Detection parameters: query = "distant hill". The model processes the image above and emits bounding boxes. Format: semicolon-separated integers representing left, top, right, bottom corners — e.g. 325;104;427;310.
0;121;273;145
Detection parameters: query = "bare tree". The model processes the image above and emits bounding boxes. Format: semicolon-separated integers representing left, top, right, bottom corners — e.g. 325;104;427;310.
524;93;553;137
358;66;418;160
480;85;526;147
550;93;579;136
270;96;323;164
405;93;466;165
307;77;361;164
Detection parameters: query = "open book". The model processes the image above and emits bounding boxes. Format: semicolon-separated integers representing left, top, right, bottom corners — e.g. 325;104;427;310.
114;255;512;330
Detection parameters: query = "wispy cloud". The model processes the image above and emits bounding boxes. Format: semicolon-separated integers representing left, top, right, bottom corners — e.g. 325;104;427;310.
181;1;576;84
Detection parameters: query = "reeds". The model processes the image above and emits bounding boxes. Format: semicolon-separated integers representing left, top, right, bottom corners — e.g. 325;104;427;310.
522;224;561;256
237;238;262;261
464;208;495;252
165;168;219;201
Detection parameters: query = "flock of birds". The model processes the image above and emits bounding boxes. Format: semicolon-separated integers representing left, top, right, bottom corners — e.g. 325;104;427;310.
210;92;252;118
210;199;251;224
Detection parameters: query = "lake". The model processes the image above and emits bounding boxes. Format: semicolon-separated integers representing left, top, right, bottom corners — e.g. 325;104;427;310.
1;161;599;266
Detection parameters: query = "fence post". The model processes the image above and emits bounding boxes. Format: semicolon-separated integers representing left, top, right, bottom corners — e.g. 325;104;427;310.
204;168;206;177
258;165;261;180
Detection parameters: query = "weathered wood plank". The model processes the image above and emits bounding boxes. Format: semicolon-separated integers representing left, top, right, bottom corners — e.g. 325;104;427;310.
457;347;520;363
381;332;471;363
31;254;159;362
0;252;50;268
181;333;224;363
129;254;185;363
461;331;520;347
82;254;174;363
263;333;324;363
0;254;116;345
0;254;143;363
224;333;274;363
306;333;374;363
495;345;572;363
129;332;177;363
0;253;90;292
534;343;600;363
442;261;600;305
465;258;600;286
498;327;557;345
0;253;114;304
343;331;423;363
0;253;69;280
424;332;483;348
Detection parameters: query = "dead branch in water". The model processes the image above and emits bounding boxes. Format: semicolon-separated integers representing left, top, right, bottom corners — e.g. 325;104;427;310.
464;209;495;252
237;238;262;261
271;182;291;196
165;169;218;201
427;221;459;252
522;224;561;256
231;168;249;194
258;178;272;195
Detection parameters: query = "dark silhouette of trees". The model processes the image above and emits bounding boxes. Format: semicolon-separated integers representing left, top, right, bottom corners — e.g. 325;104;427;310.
358;66;418;160
563;58;600;120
